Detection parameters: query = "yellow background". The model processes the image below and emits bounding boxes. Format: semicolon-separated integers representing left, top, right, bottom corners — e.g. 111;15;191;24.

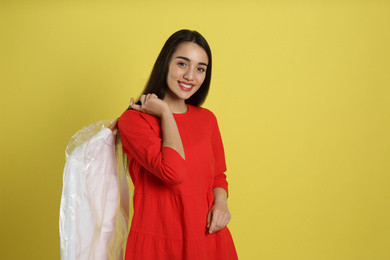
1;1;389;259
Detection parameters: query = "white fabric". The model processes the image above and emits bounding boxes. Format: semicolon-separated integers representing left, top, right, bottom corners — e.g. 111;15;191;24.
59;121;131;260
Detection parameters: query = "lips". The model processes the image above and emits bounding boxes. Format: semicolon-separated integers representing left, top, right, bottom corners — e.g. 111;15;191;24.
178;81;194;92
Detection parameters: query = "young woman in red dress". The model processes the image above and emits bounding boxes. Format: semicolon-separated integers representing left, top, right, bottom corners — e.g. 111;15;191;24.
118;29;238;260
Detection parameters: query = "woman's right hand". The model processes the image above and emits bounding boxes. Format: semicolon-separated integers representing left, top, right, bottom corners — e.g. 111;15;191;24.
129;94;185;159
131;94;170;118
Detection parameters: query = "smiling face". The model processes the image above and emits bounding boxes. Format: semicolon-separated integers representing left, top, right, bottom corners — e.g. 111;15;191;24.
164;42;209;104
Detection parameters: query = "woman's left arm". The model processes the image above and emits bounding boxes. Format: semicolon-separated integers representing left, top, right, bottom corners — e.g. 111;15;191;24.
207;111;231;234
207;187;231;234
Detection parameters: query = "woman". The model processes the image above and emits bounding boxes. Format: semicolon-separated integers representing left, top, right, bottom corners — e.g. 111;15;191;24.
118;29;238;260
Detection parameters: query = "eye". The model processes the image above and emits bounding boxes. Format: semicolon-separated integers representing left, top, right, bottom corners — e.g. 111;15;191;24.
197;67;206;72
177;62;186;67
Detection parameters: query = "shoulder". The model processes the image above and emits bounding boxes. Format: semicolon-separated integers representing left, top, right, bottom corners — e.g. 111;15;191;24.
188;105;217;121
119;109;141;122
118;109;160;131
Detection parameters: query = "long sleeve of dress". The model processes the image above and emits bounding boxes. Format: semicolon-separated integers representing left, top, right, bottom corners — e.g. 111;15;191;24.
118;110;187;185
210;113;229;195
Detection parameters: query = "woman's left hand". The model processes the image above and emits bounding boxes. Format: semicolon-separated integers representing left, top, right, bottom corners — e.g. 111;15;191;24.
108;119;118;132
207;200;231;234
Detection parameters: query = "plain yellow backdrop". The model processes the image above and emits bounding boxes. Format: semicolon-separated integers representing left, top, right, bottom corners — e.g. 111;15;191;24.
1;1;389;259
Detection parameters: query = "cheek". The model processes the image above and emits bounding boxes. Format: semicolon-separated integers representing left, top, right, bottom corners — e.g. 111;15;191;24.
168;66;180;77
197;74;206;84
167;65;178;79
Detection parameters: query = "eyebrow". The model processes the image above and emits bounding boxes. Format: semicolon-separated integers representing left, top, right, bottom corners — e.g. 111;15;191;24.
175;56;208;67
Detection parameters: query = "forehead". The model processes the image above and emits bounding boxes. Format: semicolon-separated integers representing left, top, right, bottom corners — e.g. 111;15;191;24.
172;42;209;64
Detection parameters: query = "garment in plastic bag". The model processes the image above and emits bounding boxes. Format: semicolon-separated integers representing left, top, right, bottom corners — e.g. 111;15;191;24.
59;120;131;260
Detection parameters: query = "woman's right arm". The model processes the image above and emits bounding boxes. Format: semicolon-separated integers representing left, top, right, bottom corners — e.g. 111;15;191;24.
118;94;186;185
132;94;185;159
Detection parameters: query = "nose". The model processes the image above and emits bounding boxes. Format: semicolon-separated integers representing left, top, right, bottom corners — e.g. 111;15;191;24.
183;68;194;81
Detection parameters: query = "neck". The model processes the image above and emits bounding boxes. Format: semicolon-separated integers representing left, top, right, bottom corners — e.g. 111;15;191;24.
169;102;188;114
163;97;188;114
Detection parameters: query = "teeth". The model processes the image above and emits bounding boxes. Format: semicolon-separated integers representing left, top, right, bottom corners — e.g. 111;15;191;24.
181;83;192;89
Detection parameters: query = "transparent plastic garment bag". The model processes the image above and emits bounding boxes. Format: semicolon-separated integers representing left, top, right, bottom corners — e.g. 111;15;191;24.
59;120;132;260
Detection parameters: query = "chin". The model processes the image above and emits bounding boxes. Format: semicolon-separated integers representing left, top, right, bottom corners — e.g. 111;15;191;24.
174;91;193;100
182;93;195;100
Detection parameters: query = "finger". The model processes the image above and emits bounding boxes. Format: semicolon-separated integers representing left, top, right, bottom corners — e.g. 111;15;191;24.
132;103;142;111
221;217;230;229
224;213;231;227
217;213;230;231
146;93;157;101
209;211;220;234
146;93;153;99
144;94;152;105
215;213;223;231
207;210;212;228
215;213;226;232
127;97;135;110
139;95;146;105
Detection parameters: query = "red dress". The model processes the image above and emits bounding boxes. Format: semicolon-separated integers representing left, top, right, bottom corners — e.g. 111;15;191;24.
118;104;238;260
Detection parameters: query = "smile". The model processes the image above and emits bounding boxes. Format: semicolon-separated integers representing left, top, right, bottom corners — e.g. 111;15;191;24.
178;81;194;91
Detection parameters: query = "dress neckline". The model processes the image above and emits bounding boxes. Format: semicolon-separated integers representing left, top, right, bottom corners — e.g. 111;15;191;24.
173;104;191;116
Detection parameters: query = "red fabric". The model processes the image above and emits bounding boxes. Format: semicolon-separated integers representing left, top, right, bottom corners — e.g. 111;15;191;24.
118;105;237;260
